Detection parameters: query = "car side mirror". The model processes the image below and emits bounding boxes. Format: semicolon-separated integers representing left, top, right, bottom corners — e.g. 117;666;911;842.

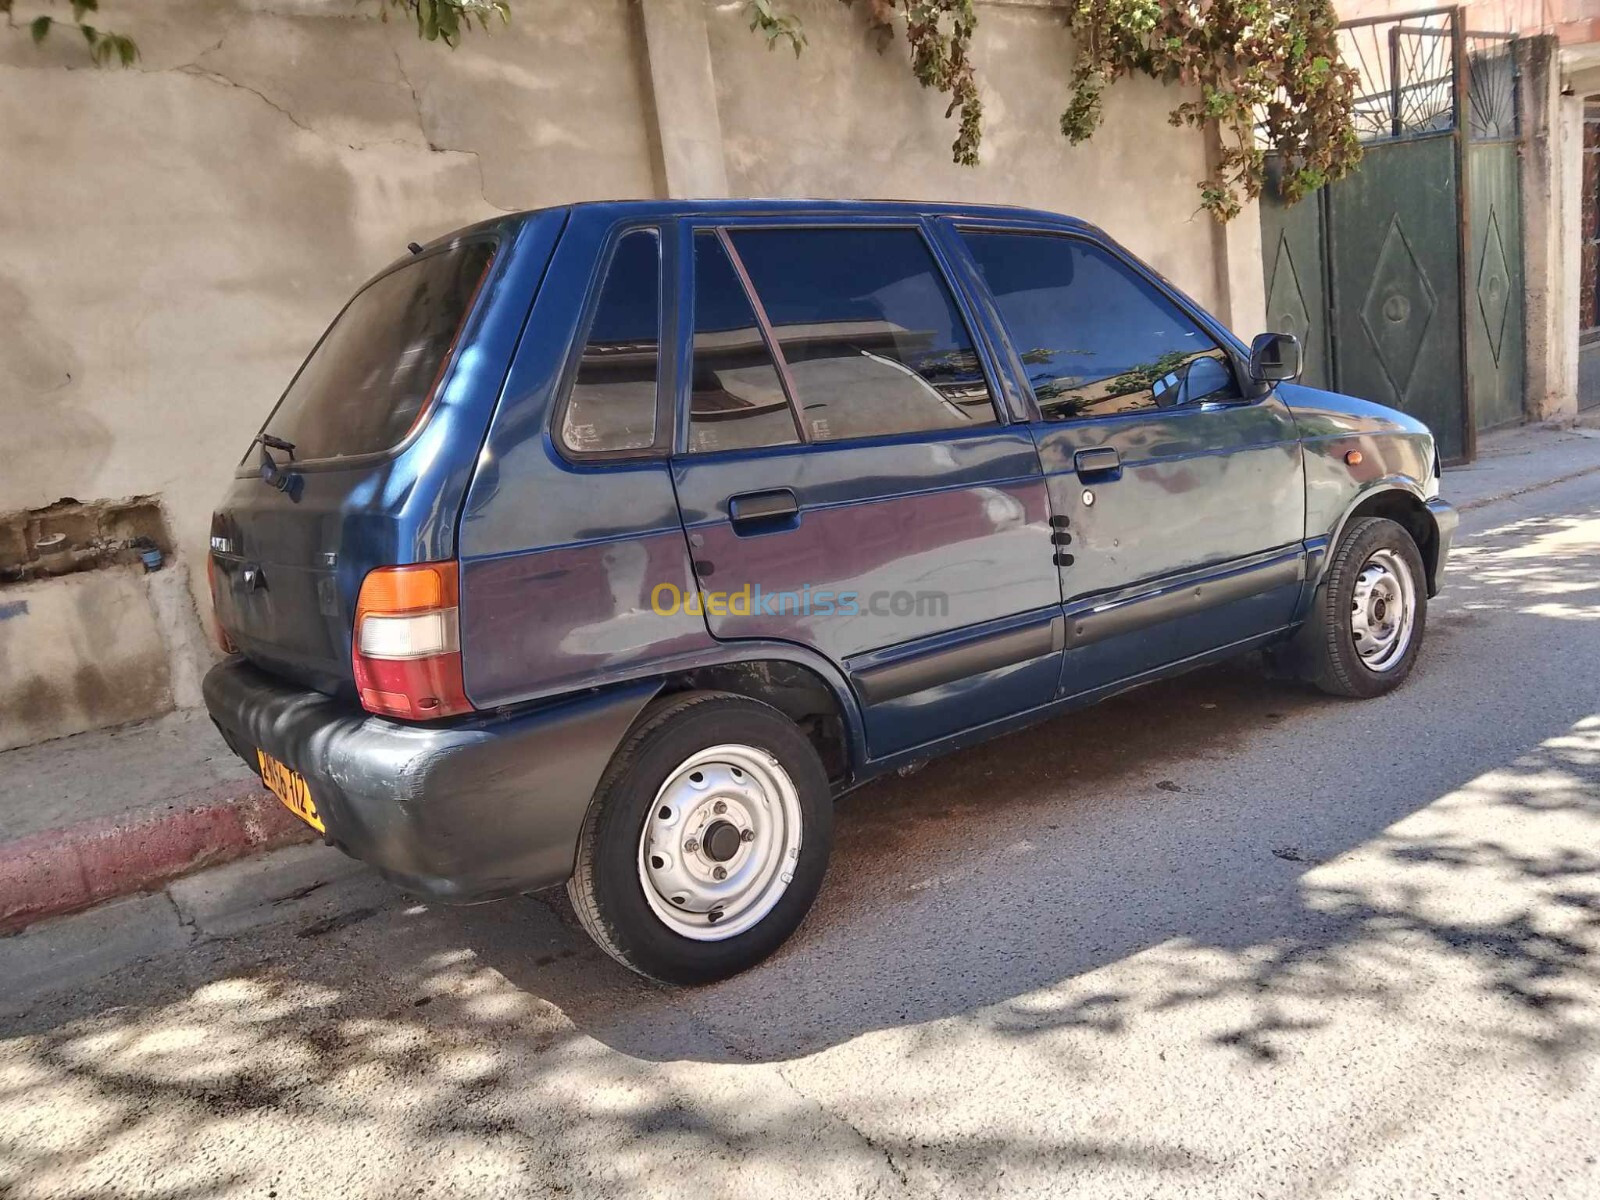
1247;332;1302;388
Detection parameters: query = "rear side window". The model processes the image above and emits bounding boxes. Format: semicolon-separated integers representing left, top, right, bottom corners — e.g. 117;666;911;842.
962;231;1239;421
728;228;995;442
561;230;661;454
256;241;495;462
689;232;800;454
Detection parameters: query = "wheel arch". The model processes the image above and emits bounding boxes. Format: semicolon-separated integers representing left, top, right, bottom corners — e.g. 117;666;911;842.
588;641;866;793
1323;483;1442;596
652;659;857;789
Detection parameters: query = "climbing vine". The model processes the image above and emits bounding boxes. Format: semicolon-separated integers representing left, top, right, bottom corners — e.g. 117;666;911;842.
748;0;1359;220
10;0;1358;222
746;1;980;164
4;0;505;65
1059;1;1361;219
3;0;136;65
859;1;983;166
382;0;509;47
744;0;807;55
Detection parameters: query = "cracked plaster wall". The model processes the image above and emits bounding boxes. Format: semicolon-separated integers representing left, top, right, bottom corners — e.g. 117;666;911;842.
2;0;1243;726
0;0;658;656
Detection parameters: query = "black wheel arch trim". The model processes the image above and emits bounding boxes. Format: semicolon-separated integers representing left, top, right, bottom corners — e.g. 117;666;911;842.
1314;480;1457;597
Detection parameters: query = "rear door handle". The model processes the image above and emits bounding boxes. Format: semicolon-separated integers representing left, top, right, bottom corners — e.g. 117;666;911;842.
1074;447;1122;480
728;488;799;526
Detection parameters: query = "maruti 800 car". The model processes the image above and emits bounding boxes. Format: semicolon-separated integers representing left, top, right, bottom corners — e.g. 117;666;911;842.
205;200;1457;984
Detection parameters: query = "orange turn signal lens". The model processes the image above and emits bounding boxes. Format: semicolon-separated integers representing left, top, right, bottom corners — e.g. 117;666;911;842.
355;562;454;615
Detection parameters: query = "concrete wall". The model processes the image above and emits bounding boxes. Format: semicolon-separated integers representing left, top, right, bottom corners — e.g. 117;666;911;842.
0;0;1258;744
0;568;174;752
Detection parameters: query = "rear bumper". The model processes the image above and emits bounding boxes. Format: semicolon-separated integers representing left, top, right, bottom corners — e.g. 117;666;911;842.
202;658;659;903
1427;496;1459;595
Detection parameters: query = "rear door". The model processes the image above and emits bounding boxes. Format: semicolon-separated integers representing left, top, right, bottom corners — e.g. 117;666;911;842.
669;218;1062;758
948;224;1306;698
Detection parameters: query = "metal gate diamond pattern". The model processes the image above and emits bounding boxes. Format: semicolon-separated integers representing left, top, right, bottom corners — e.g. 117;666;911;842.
1477;205;1511;366
1359;215;1440;403
1266;231;1314;353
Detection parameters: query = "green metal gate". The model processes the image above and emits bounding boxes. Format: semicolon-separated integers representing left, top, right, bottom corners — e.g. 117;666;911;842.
1260;7;1526;463
1464;30;1526;431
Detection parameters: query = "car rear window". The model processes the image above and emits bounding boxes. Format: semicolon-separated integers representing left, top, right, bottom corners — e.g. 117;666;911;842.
252;241;496;463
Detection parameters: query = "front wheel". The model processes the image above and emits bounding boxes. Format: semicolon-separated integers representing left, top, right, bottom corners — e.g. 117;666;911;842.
567;691;833;985
1282;515;1428;699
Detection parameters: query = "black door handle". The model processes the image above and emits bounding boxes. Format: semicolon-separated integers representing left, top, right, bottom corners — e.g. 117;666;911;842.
1074;447;1122;480
728;488;799;525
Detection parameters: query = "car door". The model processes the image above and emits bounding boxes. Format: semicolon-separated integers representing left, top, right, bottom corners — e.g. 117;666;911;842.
947;222;1307;698
669;218;1062;758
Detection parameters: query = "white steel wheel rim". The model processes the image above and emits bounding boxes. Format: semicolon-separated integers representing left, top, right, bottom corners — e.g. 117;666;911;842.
637;744;803;942
1350;547;1417;673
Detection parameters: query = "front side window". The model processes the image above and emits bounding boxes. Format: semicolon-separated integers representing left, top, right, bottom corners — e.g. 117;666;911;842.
254;241;495;462
561;229;661;454
963;232;1240;421
729;228;996;442
689;232;800;454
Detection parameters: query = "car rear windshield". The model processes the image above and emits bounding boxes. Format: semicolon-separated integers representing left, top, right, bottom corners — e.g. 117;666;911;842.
252;241;496;463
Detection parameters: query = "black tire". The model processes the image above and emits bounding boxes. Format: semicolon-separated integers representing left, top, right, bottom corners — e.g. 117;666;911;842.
566;691;833;985
1279;515;1428;698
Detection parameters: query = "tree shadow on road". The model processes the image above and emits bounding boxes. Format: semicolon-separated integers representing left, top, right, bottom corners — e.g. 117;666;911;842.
469;504;1600;1065
3;505;1600;1196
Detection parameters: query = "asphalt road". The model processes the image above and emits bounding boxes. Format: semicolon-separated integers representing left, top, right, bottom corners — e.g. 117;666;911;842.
6;471;1600;1199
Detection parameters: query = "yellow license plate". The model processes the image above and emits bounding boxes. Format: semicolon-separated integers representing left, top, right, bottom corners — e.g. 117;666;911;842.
257;748;325;833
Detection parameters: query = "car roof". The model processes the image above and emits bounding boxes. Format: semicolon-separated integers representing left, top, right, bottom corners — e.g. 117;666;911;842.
563;197;1096;225
431;197;1104;250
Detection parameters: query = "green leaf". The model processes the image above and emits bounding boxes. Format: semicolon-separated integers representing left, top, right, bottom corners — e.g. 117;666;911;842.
29;15;52;45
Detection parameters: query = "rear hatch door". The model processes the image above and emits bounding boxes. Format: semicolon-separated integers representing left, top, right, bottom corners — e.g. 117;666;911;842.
211;219;563;697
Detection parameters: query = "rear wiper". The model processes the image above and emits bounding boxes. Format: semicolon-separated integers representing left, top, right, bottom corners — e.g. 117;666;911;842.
251;433;297;460
253;434;303;499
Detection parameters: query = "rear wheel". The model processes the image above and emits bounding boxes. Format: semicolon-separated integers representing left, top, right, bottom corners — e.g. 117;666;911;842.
567;691;833;985
1281;516;1428;698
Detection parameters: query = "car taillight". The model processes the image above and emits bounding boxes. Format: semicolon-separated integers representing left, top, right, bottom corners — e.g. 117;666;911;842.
352;562;473;720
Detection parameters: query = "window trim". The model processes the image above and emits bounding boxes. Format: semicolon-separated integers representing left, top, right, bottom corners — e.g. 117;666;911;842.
234;233;500;477
551;222;670;463
712;227;809;446
951;223;1257;427
676;219;1007;455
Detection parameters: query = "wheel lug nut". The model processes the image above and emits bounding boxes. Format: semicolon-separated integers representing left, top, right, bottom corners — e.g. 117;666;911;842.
713;801;727;815
684;838;699;853
712;865;727;881
740;828;755;843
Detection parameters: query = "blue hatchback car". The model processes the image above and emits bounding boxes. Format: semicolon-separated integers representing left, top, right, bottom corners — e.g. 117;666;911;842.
205;199;1457;983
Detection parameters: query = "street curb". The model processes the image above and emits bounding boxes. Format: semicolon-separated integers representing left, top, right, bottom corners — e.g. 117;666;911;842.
0;843;394;1011
0;782;314;935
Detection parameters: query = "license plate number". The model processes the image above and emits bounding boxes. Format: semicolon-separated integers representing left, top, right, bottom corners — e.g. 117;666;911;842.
257;748;325;833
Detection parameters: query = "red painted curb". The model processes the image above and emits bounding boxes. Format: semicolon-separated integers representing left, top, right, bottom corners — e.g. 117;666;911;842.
0;783;315;934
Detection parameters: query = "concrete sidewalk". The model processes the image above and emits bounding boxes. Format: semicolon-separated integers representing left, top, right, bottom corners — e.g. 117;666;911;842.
0;707;314;935
1;417;1598;942
1448;417;1600;509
